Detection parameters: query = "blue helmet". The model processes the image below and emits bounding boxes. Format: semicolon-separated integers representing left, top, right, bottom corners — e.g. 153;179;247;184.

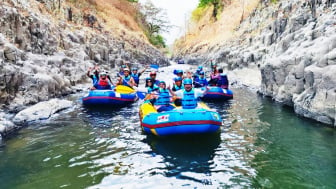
199;71;204;75
131;67;138;71
174;69;183;75
159;81;166;85
183;78;192;85
174;77;182;82
198;66;203;70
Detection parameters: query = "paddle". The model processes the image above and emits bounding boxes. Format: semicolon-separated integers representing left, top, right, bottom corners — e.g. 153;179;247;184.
150;64;159;71
115;85;147;100
115;85;135;94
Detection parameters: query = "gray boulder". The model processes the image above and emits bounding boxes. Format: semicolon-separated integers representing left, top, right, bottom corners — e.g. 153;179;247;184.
13;99;73;125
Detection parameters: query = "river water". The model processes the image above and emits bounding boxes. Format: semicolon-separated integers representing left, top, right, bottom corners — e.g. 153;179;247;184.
0;64;335;189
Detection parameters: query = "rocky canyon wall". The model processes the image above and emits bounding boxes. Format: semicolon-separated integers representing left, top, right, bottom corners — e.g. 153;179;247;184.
174;0;336;126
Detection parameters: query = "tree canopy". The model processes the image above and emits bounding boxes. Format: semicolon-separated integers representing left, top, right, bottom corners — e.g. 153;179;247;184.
138;0;170;48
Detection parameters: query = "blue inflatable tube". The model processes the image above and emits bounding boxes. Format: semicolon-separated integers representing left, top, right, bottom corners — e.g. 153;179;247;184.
202;86;233;101
82;90;137;107
139;103;222;136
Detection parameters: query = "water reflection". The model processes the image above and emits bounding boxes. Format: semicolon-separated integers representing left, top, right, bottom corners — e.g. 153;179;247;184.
143;133;221;184
252;99;336;188
144;133;221;180
81;104;137;128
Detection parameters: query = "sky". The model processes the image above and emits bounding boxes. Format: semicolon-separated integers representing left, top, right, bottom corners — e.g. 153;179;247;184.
138;0;199;45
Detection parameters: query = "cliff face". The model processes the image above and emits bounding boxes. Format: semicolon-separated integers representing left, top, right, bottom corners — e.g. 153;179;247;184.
174;0;336;126
0;0;168;112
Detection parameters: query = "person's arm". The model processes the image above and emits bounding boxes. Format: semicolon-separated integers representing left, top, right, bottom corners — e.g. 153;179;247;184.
167;85;175;96
117;77;122;85
174;90;183;99
94;64;100;72
107;75;114;86
87;67;92;77
140;65;149;74
128;77;136;87
185;71;192;79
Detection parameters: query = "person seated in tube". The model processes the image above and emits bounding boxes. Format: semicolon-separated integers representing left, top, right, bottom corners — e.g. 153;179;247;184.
91;71;114;90
173;69;184;79
216;68;229;89
208;64;220;86
171;78;209;109
193;71;208;88
131;65;148;87
171;77;184;106
116;67;135;88
193;65;203;79
149;71;160;86
145;77;159;93
172;77;184;92
118;63;130;76
148;81;175;112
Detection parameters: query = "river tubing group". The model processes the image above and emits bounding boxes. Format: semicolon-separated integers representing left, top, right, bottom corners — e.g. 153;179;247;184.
82;62;233;136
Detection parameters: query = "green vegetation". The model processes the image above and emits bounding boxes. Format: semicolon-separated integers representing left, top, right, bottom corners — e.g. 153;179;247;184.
198;0;218;7
137;1;169;48
192;7;207;22
270;0;278;3
196;0;222;21
148;34;166;48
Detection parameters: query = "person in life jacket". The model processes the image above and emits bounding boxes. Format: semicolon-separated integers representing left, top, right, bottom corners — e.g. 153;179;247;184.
131;65;148;87
173;69;184;79
119;63;130;76
172;78;209;109
116;67;135;88
91;71;114;90
209;64;220;86
193;65;203;79
86;64;99;84
145;77;159;93
172;77;184;91
216;68;229;89
172;77;184;106
150;81;175;112
193;71;208;88
149;71;160;86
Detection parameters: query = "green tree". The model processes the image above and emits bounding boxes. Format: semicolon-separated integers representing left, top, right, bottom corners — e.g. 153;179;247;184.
198;0;221;21
139;0;170;48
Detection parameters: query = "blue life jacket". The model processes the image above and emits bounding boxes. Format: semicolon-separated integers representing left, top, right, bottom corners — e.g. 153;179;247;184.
194;77;208;88
217;74;228;89
182;89;197;109
172;84;184;91
122;75;132;87
131;73;140;85
154;88;170;106
151;79;160;86
91;75;99;84
147;85;159;93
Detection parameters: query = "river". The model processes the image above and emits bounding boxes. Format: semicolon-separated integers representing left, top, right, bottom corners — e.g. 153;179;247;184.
0;64;335;188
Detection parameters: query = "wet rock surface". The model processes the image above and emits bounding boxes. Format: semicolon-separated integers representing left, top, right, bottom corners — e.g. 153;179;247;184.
13;98;73;125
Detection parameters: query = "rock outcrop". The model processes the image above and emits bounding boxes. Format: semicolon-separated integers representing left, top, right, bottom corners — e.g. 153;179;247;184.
0;0;169;136
13;98;73;125
174;0;336;126
0;0;168;112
